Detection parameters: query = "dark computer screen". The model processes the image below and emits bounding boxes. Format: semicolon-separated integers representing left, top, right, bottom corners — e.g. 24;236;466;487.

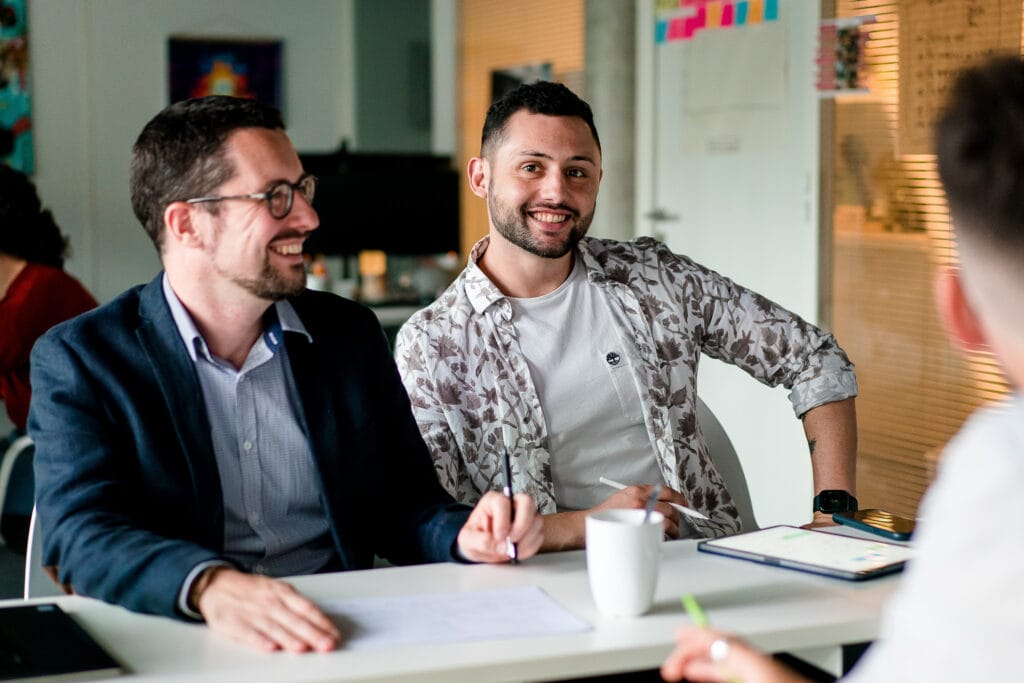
299;149;460;255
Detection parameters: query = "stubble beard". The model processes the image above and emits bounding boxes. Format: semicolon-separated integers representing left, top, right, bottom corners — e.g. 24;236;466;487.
209;224;308;301
230;260;307;301
488;191;592;260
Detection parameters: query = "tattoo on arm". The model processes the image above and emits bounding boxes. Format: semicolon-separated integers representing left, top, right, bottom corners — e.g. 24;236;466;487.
808;438;817;456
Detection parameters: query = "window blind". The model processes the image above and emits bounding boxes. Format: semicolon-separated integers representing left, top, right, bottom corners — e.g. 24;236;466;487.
829;0;1015;518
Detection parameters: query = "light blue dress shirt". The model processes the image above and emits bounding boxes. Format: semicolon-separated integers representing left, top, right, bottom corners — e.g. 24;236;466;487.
162;275;335;615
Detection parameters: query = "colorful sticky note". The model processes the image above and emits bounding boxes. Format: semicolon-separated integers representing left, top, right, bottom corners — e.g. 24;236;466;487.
765;0;779;21
667;16;687;41
748;0;763;23
736;1;748;25
656;19;669;43
707;1;723;28
721;3;734;26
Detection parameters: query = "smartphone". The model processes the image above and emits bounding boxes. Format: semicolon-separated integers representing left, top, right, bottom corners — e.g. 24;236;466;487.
833;509;915;541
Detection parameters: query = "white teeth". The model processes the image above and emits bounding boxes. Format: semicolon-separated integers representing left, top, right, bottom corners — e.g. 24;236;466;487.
272;244;303;255
532;212;568;224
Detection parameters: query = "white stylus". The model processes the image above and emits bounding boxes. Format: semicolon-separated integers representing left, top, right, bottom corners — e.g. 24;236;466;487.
599;476;710;520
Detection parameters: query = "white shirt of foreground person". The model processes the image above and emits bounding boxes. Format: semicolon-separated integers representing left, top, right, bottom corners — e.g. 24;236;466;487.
843;396;1024;682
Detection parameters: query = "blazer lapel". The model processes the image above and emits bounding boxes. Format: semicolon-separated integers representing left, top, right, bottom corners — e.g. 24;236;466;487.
283;327;358;569
135;275;225;550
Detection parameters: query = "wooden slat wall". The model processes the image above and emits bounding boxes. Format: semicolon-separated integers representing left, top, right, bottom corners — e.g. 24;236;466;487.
831;0;1013;518
457;0;584;257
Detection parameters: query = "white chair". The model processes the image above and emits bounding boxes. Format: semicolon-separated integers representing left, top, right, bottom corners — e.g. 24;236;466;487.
24;506;63;599
697;397;758;531
0;434;35;547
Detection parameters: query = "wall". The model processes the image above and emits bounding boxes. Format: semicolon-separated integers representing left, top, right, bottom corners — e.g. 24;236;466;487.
28;0;355;302
457;0;585;256
353;0;431;152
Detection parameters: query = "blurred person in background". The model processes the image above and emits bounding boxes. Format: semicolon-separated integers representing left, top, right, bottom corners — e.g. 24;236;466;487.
0;164;96;548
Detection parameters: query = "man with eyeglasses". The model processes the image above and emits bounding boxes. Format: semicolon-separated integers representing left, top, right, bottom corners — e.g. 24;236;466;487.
27;95;542;653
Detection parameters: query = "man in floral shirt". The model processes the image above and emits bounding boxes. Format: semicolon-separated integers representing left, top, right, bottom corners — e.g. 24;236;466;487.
396;82;858;549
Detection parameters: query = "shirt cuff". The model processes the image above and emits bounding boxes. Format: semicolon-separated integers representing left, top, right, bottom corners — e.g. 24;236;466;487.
177;560;233;621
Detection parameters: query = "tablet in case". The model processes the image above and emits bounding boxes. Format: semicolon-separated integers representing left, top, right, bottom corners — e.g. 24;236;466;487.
0;603;124;681
698;525;914;581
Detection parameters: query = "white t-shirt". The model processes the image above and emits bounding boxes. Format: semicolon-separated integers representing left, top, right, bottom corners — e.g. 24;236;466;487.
508;258;662;511
843;396;1024;681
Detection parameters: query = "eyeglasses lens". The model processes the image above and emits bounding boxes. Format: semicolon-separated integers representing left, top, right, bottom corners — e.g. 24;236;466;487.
267;176;316;219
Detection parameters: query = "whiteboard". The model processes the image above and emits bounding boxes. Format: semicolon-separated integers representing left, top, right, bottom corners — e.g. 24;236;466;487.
637;0;822;527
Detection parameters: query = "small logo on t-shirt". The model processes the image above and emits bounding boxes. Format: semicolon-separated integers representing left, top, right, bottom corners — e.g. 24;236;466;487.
605;351;621;366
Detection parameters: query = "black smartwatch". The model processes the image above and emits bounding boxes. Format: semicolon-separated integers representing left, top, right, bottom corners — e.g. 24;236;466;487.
813;490;858;514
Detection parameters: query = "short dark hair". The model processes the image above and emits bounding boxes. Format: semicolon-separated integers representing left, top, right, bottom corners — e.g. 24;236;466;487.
481;81;601;158
936;56;1024;257
0;164;68;268
129;95;285;252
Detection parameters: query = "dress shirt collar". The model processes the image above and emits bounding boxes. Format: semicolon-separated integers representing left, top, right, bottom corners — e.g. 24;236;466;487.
161;272;312;362
463;235;609;315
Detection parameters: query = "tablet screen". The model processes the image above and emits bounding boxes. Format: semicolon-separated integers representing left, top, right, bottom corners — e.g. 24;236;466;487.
699;525;914;580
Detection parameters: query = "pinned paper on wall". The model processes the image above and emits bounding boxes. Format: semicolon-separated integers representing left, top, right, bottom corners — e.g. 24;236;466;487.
679;17;787;154
656;0;779;44
817;16;875;97
898;0;1021;154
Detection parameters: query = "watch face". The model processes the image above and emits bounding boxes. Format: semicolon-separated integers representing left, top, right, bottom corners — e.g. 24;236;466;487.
821;491;847;510
816;490;856;513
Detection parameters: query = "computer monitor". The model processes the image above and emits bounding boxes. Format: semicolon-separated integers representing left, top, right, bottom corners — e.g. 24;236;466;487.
299;148;460;256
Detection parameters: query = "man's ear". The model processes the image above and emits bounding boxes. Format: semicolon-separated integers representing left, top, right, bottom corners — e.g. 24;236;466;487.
467;157;489;199
163;201;204;249
935;267;989;351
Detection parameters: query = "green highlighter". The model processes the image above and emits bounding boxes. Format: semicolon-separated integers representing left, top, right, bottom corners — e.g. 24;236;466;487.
681;593;710;628
680;594;742;683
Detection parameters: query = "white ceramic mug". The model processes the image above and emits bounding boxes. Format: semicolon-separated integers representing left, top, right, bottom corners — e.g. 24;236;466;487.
585;509;664;617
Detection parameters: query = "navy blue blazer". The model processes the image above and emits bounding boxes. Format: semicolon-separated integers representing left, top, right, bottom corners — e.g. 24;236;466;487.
29;275;471;619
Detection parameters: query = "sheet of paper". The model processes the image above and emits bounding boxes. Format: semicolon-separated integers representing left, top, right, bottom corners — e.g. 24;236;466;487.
320;585;591;649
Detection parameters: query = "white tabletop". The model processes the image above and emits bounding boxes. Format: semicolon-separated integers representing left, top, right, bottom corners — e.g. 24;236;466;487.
7;539;901;682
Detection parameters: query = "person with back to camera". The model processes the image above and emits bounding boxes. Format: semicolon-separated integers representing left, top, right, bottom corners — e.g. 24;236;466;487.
0;165;96;548
660;55;1024;683
28;95;542;653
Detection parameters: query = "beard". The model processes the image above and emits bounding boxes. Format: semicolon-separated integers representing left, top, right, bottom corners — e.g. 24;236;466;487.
487;189;592;259
227;260;307;301
209;224;308;301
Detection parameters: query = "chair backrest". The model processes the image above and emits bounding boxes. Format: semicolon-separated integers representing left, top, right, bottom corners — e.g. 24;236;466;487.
697;397;758;531
24;506;63;599
0;434;35;546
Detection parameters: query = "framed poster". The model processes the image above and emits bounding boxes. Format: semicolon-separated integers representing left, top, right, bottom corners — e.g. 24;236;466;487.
169;37;282;110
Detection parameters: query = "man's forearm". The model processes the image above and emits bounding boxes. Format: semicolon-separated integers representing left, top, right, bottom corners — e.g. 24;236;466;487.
802;397;858;495
540;511;589;552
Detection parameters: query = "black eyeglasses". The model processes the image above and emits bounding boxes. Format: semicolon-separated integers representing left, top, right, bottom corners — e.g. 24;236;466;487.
185;174;318;219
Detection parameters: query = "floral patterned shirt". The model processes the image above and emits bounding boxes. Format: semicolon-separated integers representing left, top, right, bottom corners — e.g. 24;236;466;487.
395;236;857;537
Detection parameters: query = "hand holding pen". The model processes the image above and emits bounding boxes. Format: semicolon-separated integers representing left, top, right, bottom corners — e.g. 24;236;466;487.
453;451;543;563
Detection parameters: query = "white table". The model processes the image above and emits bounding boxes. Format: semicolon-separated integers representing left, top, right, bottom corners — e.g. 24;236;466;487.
8;539;901;682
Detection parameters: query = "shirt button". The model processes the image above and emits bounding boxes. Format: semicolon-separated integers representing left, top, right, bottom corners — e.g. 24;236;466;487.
242;441;253;452
606;352;621;366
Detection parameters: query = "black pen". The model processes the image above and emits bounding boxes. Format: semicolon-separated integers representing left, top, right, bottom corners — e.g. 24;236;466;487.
502;448;519;564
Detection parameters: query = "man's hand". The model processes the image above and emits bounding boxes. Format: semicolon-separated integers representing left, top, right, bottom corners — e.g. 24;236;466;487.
192;567;340;653
456;491;543;562
541;483;690;552
594;484;688;539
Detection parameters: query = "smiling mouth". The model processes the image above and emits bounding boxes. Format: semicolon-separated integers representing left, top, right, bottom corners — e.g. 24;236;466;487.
270;243;304;256
530;211;569;225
